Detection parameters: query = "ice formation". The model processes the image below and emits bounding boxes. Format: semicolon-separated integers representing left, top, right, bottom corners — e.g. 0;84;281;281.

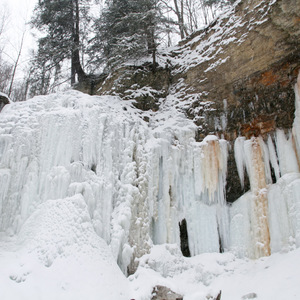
0;72;300;278
230;73;300;258
0;91;229;275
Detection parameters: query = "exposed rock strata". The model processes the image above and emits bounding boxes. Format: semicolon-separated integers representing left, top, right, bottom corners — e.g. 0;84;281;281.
80;0;300;138
174;0;300;137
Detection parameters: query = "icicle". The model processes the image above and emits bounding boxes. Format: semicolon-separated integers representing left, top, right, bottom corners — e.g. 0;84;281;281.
234;136;246;189
199;136;228;205
275;129;299;175
187;202;219;255
229;192;254;258
260;137;272;185
292;71;300;160
268;173;300;252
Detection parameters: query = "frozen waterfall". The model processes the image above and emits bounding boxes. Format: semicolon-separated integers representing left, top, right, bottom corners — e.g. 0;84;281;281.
1;73;300;275
0;91;229;274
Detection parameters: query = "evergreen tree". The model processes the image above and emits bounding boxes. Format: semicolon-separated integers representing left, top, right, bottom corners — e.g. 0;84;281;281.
90;0;168;71
31;0;90;85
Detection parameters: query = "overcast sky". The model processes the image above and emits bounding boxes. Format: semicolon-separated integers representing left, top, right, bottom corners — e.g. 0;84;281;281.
1;0;37;78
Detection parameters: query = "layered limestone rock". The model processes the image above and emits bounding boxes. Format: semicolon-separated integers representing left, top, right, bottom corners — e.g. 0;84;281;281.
174;0;300;139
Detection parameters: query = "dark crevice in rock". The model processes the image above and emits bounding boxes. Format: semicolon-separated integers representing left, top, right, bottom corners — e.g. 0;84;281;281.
90;164;97;173
270;163;277;184
218;227;224;254
226;147;250;203
179;219;191;257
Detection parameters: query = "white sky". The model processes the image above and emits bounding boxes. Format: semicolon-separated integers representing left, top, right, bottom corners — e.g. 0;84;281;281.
1;0;37;79
1;0;100;81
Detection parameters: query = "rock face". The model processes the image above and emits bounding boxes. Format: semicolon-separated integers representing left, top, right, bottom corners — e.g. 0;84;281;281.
174;0;300;139
79;64;171;111
77;0;300;203
0;93;9;112
151;286;183;300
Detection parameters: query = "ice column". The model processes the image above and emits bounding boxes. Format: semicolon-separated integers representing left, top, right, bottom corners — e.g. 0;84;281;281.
245;137;271;257
292;71;300;158
232;137;271;258
199;136;228;205
189;136;229;255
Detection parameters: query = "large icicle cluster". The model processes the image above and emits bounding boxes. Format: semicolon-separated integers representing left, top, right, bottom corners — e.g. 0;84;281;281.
0;91;229;274
230;73;300;258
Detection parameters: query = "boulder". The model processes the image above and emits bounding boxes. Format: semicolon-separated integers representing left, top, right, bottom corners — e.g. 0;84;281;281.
151;285;183;300
0;92;9;112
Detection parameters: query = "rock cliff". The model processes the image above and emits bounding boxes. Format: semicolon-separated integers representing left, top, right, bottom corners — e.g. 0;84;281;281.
173;0;300;139
82;0;300;203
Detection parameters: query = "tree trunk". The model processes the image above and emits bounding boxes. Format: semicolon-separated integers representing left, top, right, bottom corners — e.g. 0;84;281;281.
146;28;156;72
71;0;86;84
8;31;25;98
173;0;186;39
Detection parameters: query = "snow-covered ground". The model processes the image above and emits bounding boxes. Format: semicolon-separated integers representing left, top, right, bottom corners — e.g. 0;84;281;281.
130;244;300;300
1;235;300;300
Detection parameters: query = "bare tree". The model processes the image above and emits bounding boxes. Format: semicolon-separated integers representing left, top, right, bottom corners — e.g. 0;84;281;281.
0;5;11;95
160;0;187;39
160;0;232;41
8;30;26;97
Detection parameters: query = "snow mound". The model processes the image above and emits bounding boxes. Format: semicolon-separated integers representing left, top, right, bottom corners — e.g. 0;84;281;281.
0;194;130;300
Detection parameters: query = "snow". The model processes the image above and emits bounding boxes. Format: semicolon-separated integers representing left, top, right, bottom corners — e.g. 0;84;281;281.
130;244;300;300
0;91;10;100
0;194;130;300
